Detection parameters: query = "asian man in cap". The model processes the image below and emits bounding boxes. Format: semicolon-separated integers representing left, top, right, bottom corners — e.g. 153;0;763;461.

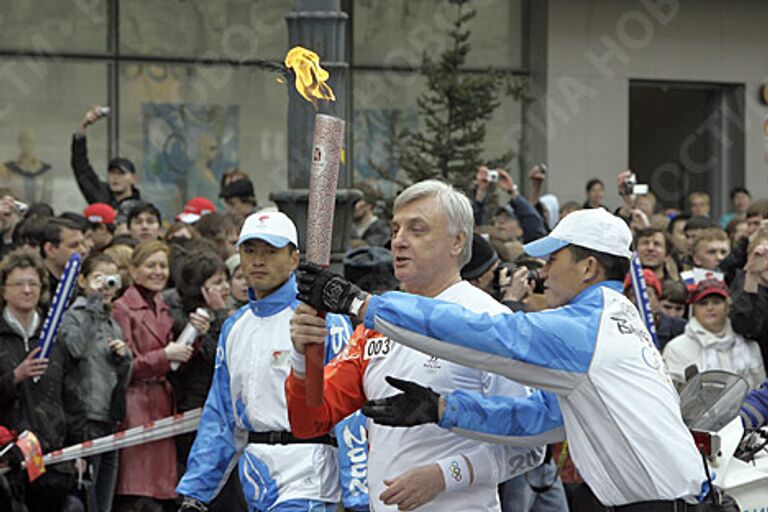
72;106;141;208
296;207;712;510
176;211;353;512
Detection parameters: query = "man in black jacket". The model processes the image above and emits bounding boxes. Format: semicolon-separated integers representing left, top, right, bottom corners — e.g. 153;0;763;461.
71;106;141;208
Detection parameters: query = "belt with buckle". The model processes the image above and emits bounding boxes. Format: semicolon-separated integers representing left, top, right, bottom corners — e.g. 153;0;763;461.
247;431;337;447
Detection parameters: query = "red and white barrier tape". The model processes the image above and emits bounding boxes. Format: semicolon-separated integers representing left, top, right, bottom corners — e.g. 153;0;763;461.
43;408;202;466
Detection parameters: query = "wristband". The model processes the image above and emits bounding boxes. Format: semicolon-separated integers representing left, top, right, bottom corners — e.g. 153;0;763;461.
436;455;472;492
349;295;366;318
290;348;307;374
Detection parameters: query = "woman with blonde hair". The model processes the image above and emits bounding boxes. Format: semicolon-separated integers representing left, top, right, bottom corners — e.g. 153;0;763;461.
112;241;209;511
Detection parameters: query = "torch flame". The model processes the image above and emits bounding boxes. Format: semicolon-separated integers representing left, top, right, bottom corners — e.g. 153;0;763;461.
284;46;336;110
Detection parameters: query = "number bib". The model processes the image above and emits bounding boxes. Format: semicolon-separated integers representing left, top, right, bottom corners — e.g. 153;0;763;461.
363;337;393;360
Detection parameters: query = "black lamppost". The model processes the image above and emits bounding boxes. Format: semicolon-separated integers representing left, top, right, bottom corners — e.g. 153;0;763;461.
270;0;360;262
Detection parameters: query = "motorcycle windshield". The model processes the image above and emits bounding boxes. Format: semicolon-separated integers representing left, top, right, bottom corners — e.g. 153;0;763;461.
679;370;749;432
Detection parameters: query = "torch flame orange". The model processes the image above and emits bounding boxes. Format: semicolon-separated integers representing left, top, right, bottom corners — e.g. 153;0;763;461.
284;46;336;110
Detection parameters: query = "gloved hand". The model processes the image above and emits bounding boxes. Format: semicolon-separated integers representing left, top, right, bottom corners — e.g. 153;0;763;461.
362;376;440;427
179;497;209;512
297;262;368;316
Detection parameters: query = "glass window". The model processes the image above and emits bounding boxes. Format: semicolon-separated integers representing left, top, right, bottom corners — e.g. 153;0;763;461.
120;0;289;60
0;1;108;53
0;59;108;212
352;69;523;194
117;62;287;219
352;0;524;69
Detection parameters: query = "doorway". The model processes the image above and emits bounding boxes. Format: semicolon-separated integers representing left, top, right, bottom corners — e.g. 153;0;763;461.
629;81;745;218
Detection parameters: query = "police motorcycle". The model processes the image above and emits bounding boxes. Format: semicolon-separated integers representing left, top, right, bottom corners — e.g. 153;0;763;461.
680;370;768;512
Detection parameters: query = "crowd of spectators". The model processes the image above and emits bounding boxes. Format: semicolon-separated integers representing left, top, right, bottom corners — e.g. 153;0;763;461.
0;107;767;512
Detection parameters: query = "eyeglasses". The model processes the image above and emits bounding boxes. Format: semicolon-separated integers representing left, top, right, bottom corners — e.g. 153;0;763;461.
5;281;41;289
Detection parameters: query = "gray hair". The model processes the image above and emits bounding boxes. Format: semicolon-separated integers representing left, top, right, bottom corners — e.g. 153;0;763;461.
394;180;474;267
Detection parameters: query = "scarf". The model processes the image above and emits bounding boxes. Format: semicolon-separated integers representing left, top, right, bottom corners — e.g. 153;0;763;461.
685;316;761;378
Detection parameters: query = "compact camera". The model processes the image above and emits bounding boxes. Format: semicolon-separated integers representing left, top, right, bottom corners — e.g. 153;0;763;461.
622;173;649;196
98;106;111;116
487;169;500;183
103;274;121;289
13;200;28;216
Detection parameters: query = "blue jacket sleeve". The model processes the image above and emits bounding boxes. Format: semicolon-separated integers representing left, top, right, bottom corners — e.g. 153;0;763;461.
363;289;605;394
741;379;768;429
440;389;565;445
176;313;245;503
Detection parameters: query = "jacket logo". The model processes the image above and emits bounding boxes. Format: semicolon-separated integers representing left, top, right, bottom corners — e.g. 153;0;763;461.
271;350;289;367
423;356;441;370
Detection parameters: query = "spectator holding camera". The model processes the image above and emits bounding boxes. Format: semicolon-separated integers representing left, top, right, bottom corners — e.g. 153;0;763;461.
71;106;141;209
58;253;132;512
473;166;546;243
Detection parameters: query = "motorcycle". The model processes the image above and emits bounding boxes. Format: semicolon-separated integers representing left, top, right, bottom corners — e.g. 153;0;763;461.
680;370;768;511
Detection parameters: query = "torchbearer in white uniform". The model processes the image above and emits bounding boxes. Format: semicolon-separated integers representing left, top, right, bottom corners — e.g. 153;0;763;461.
287;180;543;512
296;207;717;512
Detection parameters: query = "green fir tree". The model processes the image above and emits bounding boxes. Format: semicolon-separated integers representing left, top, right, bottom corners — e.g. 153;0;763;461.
397;0;528;193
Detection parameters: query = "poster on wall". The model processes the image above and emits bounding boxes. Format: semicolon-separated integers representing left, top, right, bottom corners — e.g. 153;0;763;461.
352;108;417;197
142;103;239;217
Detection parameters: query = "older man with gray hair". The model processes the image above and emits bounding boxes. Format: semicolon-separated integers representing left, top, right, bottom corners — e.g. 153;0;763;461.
287;180;543;512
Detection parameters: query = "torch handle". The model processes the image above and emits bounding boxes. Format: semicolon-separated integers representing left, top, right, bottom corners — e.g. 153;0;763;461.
304;113;344;406
305;312;326;407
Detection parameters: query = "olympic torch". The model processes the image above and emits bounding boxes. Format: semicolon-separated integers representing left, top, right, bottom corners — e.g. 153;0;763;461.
285;46;344;406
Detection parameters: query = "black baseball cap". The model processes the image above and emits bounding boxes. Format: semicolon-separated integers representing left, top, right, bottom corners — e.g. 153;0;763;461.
108;157;136;174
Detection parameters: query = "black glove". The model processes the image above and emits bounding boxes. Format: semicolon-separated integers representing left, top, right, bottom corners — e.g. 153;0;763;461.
297;262;367;316
179;497;209;512
362;376;440;427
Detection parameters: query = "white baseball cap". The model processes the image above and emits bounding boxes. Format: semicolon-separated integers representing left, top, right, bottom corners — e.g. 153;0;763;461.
237;211;298;249
523;208;633;259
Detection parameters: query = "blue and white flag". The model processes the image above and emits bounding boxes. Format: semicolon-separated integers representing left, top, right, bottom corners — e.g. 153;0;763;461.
36;253;81;360
629;252;659;348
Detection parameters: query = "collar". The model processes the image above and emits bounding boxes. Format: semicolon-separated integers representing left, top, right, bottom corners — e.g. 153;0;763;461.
247;273;299;317
120;284;168;313
2;306;41;344
570;280;623;304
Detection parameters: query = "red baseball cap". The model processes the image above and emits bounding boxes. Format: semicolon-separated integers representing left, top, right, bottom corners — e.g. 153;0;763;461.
177;196;216;224
83;203;117;225
688;278;729;304
623;268;662;298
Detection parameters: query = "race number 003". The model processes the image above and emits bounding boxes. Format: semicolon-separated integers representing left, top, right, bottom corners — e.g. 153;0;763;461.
364;337;392;360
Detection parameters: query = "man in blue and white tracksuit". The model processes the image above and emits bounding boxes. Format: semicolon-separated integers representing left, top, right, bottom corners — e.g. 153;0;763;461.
297;208;709;511
177;211;363;512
